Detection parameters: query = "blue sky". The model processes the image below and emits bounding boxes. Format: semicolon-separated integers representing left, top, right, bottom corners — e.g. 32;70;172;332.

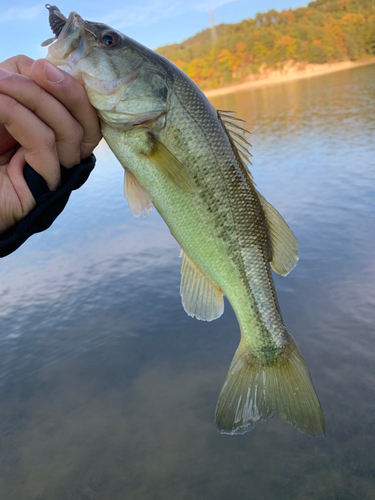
0;0;308;62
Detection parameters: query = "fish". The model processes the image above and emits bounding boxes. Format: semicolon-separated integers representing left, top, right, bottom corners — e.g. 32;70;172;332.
43;5;325;435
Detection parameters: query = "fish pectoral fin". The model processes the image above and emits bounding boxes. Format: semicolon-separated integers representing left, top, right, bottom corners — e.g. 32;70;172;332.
124;168;153;217
144;137;196;193
180;249;224;321
257;190;299;276
215;337;325;436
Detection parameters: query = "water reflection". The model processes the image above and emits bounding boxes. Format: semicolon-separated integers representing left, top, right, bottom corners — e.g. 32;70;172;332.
0;64;374;499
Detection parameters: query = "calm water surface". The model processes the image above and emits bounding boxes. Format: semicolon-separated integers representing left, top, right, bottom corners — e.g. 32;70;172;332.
0;64;374;499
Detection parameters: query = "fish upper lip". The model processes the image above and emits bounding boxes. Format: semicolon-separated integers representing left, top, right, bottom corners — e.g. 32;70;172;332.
57;11;83;41
55;10;102;44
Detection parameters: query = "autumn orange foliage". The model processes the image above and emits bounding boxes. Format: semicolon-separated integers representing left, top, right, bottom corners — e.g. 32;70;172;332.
157;0;375;89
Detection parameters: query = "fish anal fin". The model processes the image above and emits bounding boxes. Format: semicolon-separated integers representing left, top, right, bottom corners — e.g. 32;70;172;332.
257;190;299;276
180;249;224;321
215;336;325;436
144;137;196;193
124;168;153;217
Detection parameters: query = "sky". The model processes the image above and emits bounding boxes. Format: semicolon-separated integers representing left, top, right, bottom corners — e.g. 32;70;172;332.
0;0;308;62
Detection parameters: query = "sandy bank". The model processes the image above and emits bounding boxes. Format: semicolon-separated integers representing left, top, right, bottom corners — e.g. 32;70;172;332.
204;57;375;98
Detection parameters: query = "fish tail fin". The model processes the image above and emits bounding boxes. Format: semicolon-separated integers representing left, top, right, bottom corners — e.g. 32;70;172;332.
215;336;325;436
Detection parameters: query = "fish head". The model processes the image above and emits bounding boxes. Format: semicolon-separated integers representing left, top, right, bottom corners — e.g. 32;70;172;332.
45;6;169;130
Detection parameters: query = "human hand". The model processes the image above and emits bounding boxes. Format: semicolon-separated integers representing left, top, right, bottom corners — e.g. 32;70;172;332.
0;55;101;233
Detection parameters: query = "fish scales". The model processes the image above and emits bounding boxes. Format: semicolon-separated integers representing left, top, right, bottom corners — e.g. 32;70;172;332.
44;6;325;436
160;67;284;354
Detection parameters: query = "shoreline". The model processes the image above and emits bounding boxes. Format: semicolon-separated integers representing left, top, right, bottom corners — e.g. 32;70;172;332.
203;57;375;98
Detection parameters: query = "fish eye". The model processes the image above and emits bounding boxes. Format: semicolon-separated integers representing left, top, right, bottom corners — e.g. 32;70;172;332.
101;31;119;47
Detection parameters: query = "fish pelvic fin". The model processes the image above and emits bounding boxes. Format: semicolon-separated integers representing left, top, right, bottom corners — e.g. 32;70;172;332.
215;336;325;436
124;168;153;217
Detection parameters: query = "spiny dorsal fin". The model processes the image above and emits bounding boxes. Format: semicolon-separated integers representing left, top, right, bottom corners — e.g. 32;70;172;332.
124;168;153;217
144;137;196;193
217;110;247;125
180;249;224;321
217;110;254;182
257;190;299;276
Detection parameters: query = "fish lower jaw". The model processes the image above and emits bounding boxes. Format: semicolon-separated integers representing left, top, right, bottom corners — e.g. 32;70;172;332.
57;64;75;76
46;55;72;73
99;111;133;131
46;55;82;80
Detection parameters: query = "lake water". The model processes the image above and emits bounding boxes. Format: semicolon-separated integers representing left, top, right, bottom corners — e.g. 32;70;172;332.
0;63;374;499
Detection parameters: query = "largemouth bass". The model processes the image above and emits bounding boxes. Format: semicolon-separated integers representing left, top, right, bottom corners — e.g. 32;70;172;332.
44;5;324;435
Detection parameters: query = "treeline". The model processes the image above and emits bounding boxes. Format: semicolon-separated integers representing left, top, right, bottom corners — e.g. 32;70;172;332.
156;0;375;89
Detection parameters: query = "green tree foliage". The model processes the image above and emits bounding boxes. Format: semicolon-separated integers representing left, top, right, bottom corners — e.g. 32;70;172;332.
156;0;375;89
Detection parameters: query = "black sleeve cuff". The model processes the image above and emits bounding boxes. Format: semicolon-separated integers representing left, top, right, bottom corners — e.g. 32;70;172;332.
0;154;96;257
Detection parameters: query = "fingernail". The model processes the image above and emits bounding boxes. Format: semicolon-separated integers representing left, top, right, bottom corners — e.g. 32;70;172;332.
45;61;64;83
0;68;11;79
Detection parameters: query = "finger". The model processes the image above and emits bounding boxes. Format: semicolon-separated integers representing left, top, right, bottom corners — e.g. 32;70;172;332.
0;56;36;161
0;94;60;190
0;59;33;159
0;71;84;168
0;55;34;76
0;123;17;160
6;147;37;218
31;59;102;159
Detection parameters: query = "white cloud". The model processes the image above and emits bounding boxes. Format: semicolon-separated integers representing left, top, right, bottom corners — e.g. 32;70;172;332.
0;4;44;23
103;0;237;28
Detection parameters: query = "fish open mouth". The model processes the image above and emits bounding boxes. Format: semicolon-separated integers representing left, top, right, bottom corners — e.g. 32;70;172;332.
42;4;88;77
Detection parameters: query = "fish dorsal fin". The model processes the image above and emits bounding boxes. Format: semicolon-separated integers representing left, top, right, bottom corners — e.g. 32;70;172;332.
124;168;153;217
180;249;224;321
257;190;299;276
144;137;196;193
218;110;253;175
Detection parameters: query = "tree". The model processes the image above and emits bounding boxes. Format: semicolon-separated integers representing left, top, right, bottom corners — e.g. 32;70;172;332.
155;0;375;89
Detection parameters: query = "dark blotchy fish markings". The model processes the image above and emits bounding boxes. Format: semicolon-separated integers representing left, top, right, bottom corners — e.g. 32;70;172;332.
43;5;325;435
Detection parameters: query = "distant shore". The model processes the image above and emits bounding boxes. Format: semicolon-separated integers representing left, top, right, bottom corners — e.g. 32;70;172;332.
203;57;375;98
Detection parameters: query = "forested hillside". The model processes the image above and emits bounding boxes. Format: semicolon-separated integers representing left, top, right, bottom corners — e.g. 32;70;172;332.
156;0;375;89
